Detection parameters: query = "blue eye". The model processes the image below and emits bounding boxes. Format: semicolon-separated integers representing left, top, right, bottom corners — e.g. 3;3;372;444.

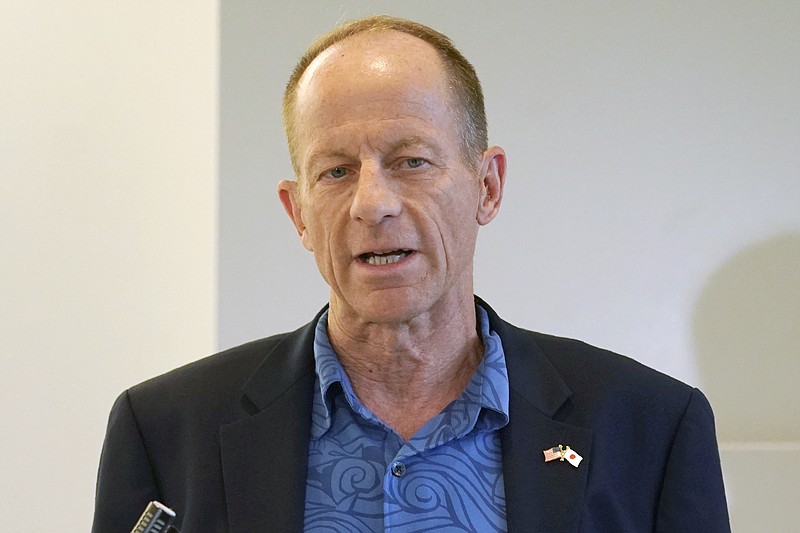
328;167;347;179
406;158;425;168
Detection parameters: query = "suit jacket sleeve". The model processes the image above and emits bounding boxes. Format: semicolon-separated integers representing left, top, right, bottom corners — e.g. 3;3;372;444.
92;390;161;533
655;388;730;532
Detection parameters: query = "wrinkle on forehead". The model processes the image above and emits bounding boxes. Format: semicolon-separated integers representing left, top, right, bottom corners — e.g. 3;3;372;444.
296;95;455;164
304;129;445;170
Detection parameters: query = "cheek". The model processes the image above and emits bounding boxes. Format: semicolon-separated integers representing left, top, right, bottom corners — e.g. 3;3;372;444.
432;187;481;255
304;205;344;262
431;182;480;226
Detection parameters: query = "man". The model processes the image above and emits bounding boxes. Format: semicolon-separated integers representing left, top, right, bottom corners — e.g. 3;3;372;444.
93;16;729;532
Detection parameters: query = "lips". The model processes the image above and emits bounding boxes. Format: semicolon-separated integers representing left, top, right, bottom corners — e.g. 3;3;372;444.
358;249;412;265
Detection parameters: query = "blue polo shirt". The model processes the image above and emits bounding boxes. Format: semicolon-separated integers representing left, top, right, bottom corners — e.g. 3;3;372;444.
303;305;510;532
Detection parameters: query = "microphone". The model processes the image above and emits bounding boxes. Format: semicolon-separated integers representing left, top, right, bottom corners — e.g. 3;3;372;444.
130;501;176;533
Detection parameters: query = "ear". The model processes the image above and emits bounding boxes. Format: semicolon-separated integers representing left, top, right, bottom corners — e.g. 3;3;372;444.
476;146;507;226
277;180;314;251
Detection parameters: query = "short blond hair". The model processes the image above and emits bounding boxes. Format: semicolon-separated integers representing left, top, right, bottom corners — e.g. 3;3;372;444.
282;15;488;174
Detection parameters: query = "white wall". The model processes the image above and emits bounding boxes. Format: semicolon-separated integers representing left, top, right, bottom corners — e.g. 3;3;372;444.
0;2;218;531
219;1;799;531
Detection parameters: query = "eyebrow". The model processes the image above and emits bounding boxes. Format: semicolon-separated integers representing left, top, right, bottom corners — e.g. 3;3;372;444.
304;135;443;174
305;149;351;174
387;136;442;157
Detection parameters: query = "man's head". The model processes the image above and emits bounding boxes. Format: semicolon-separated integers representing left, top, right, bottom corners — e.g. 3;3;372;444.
282;15;487;175
278;17;505;325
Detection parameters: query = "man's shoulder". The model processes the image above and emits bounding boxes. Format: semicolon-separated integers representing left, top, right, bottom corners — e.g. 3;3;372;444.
502;319;698;413
532;329;687;388
482;298;693;400
125;330;300;414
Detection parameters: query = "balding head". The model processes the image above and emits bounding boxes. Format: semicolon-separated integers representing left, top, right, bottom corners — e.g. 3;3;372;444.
291;31;462;181
282;15;487;174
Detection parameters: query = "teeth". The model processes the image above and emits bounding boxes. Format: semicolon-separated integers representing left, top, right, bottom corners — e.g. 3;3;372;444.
364;251;410;265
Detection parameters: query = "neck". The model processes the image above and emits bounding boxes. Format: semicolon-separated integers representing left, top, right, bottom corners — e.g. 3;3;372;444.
326;294;482;440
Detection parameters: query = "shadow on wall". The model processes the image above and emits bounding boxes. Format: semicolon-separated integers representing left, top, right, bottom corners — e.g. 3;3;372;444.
692;232;800;442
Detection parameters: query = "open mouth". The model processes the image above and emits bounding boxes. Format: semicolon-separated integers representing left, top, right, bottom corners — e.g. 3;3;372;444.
359;250;412;266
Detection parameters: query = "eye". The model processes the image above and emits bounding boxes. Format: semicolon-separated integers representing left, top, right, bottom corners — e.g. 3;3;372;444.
405;158;426;169
325;166;348;179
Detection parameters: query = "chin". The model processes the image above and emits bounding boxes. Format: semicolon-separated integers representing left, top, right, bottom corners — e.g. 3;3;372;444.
347;289;432;324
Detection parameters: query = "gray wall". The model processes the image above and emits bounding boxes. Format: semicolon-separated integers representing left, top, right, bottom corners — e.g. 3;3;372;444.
220;2;800;530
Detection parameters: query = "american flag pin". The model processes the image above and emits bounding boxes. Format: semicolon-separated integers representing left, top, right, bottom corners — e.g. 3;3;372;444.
543;445;563;462
543;444;583;467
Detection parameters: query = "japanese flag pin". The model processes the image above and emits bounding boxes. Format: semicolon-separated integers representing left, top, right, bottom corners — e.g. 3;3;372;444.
563;445;583;468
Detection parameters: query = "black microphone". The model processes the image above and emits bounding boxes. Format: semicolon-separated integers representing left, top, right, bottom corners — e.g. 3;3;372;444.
130;501;176;533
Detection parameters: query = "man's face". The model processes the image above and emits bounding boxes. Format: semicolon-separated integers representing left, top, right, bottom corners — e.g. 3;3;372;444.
280;31;504;325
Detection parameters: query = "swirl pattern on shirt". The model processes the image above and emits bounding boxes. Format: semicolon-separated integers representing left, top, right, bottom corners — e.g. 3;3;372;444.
304;305;510;532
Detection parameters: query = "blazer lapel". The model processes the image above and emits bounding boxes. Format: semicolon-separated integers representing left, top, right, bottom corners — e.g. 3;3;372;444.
483;300;592;533
220;317;319;533
501;392;593;533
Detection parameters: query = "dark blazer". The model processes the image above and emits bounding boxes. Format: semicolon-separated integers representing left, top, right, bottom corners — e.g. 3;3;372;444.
92;299;729;532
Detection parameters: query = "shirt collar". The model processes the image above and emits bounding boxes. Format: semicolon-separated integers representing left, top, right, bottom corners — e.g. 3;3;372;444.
470;304;511;430
310;310;370;438
310;304;510;440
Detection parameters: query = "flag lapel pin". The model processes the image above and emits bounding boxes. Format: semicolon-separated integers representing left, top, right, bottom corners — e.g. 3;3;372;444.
543;445;563;462
543;444;583;468
563;445;583;467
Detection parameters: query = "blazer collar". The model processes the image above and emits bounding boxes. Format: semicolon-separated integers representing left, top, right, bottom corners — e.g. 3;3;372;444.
481;298;593;533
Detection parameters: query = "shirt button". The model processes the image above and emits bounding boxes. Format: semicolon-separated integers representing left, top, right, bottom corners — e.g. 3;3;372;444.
390;461;406;477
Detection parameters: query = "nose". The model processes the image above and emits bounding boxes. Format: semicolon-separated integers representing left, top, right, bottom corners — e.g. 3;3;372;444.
349;164;402;224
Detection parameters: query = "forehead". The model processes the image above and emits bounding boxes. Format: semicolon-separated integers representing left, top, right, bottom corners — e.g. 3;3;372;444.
299;30;448;93
294;31;453;122
291;31;461;168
